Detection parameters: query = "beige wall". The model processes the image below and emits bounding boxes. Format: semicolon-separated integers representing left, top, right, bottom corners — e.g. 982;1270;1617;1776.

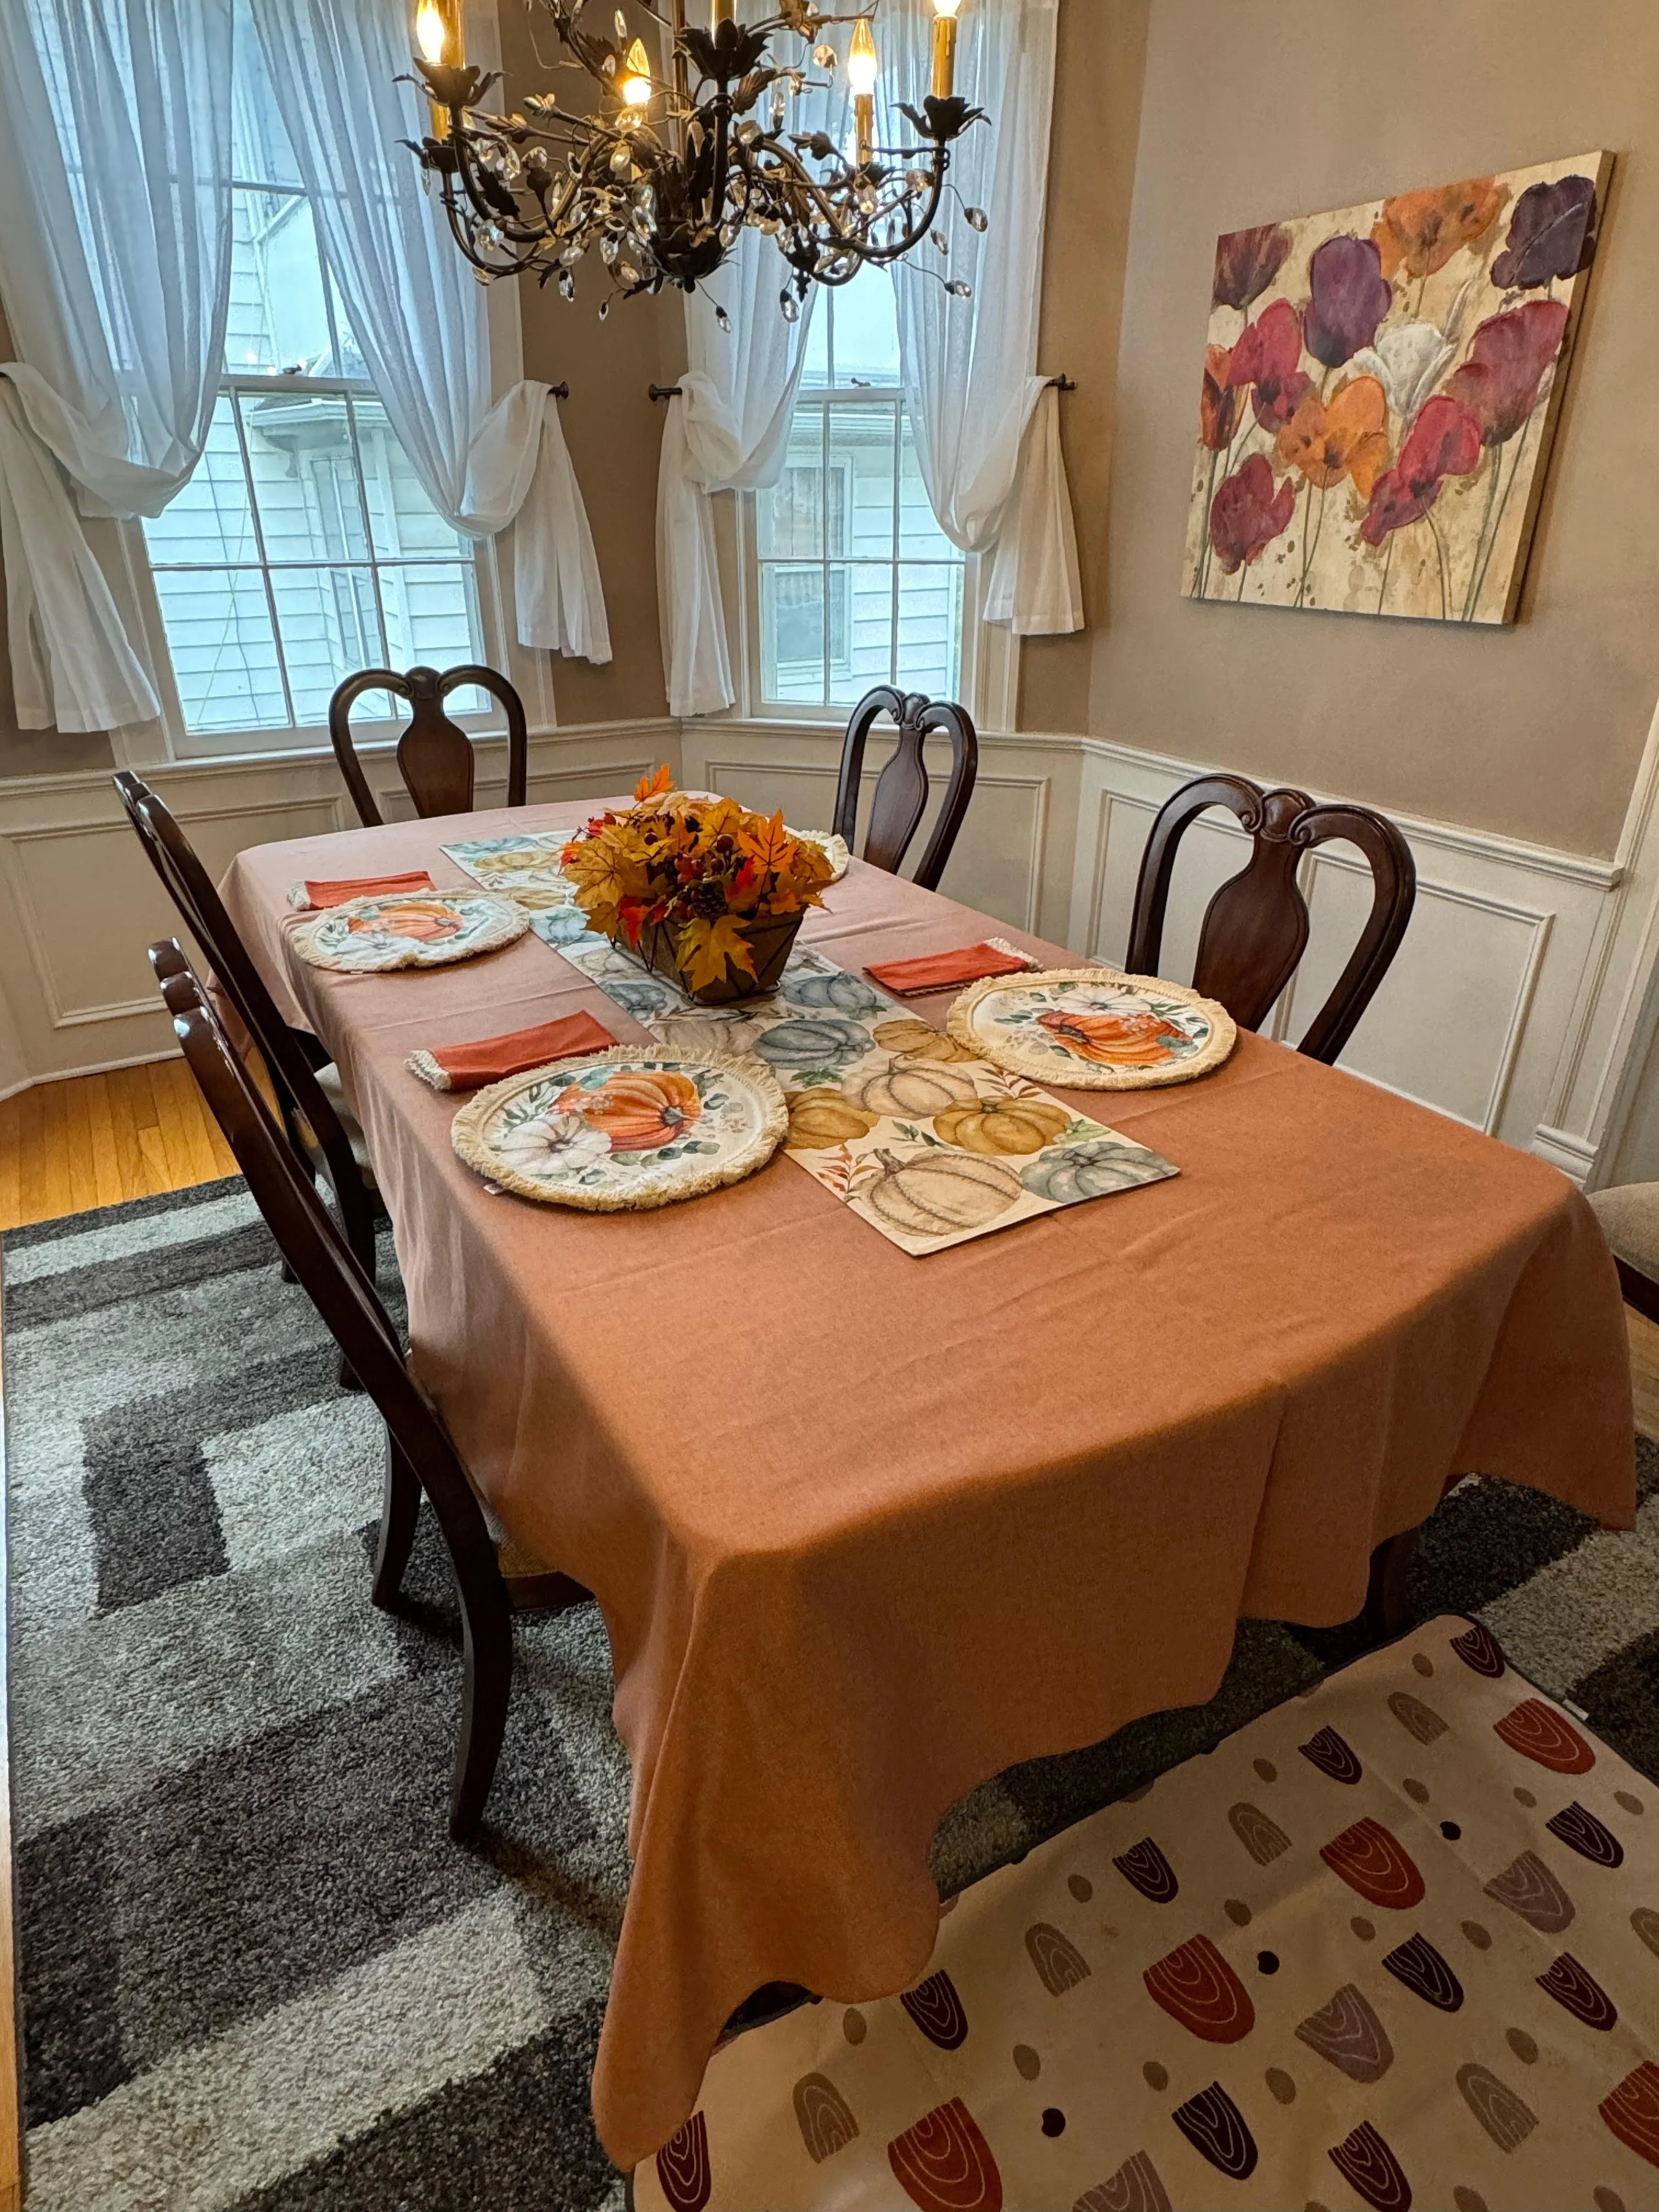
1082;0;1659;860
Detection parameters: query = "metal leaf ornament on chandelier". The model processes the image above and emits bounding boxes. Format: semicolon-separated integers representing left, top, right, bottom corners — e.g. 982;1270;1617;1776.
405;0;987;316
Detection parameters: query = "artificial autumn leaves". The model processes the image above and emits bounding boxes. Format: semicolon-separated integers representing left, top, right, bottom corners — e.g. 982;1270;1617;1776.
1193;164;1599;618
561;768;834;994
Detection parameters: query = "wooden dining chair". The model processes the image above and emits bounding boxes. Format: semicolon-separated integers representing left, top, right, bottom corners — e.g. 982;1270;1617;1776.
1126;773;1416;1066
831;686;979;891
115;771;380;1292
329;664;529;828
153;943;589;1838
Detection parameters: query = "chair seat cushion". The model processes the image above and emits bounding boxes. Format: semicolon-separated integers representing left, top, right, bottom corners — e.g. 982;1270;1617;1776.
1588;1183;1659;1283
313;1062;376;1187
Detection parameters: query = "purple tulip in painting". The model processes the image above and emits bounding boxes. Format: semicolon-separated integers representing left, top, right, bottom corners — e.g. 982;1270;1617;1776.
1183;150;1611;623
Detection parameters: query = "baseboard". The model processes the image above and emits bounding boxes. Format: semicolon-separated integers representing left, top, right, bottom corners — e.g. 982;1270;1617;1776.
1531;1126;1599;1186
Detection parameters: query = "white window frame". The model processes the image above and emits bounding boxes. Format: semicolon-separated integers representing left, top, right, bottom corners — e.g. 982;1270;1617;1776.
105;0;548;773
737;391;1017;733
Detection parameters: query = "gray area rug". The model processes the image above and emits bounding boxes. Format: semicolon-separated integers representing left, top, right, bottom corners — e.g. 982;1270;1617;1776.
5;1177;1656;2210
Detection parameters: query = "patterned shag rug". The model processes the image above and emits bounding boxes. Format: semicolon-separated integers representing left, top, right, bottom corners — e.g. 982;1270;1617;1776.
4;1178;1657;2211
636;1616;1659;2212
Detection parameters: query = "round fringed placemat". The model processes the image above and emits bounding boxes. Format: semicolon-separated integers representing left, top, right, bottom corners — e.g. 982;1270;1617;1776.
948;966;1237;1090
292;890;528;973
450;1047;788;1210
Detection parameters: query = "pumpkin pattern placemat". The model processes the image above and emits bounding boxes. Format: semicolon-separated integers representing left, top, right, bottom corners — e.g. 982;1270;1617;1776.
950;967;1237;1090
520;899;1178;1256
291;889;528;973
450;1048;787;1211
634;1616;1659;2212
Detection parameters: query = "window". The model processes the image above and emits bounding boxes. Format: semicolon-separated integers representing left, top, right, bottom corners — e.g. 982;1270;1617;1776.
753;268;965;713
139;19;489;746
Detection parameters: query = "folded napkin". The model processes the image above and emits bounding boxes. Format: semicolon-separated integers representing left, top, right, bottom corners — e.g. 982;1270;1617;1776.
287;870;436;911
407;1010;618;1093
865;936;1040;998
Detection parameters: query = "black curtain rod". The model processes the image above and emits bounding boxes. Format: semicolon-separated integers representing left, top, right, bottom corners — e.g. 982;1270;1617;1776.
648;375;1075;400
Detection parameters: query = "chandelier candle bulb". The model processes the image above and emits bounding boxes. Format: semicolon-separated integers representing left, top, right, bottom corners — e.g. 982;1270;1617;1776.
848;16;879;165
414;0;462;139
620;38;652;108
931;0;961;100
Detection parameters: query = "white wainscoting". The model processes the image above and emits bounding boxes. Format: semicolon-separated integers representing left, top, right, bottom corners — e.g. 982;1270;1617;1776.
6;704;1659;1189
0;721;676;1086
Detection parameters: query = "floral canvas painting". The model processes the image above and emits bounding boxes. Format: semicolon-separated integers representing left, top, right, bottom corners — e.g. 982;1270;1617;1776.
1183;151;1611;623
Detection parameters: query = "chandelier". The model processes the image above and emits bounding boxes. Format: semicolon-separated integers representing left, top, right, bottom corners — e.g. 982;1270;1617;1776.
408;0;985;319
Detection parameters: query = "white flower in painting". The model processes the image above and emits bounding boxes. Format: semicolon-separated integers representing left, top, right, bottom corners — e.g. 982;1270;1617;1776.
495;1111;611;1180
1353;278;1480;420
1352;321;1456;420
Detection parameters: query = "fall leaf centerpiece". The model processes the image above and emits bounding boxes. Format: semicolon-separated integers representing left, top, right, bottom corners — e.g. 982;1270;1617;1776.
560;769;835;1005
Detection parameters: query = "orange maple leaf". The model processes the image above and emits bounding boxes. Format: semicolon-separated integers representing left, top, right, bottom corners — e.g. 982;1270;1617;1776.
676;913;758;993
635;764;675;804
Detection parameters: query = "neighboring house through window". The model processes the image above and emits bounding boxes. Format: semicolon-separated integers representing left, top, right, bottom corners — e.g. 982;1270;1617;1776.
754;267;965;714
139;18;489;748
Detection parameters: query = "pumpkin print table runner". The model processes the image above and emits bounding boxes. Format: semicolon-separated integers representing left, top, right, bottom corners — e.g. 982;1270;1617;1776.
438;838;1180;1256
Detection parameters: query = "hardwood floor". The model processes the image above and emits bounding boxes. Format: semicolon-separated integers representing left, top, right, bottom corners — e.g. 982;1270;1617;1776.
0;1058;238;1232
0;1065;1652;2212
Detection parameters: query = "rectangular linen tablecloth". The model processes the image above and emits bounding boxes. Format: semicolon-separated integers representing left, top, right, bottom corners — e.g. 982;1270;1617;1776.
218;802;1637;2171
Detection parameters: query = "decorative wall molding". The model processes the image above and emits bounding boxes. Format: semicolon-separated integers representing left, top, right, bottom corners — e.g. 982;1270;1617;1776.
5;703;1659;1199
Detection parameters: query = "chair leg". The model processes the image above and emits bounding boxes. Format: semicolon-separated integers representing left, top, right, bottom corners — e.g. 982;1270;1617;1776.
450;1581;514;1841
280;1256;299;1284
337;1352;364;1393
371;1434;422;1610
1360;1527;1419;1644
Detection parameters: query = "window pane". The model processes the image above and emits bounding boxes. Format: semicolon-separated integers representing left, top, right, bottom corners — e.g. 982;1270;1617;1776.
899;414;954;558
833;563;893;705
240;390;370;562
379;562;484;685
760;565;826;704
830;264;900;388
895;563;964;698
798;290;830;390
269;566;386;723
353;398;469;558
230;0;303;190
142;396;258;565
830;403;894;563
152;569;287;733
225;189;334;375
759;417;826;560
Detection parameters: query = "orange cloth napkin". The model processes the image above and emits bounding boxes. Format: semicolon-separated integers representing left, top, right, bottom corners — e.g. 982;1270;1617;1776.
297;870;436;910
407;1010;618;1093
865;938;1039;998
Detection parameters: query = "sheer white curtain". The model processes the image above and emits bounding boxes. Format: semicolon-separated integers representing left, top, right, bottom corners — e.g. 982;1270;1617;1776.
656;44;853;718
881;0;1081;636
252;0;611;663
0;0;234;731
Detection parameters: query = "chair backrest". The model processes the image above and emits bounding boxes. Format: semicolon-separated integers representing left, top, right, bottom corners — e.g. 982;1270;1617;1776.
831;686;979;893
329;664;528;827
153;943;501;1599
1125;772;1416;1066
114;770;376;1261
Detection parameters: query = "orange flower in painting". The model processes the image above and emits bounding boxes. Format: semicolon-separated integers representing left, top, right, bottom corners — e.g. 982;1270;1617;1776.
1276;374;1390;498
1372;177;1506;281
556;1069;702;1152
1200;343;1238;451
1037;1008;1187;1068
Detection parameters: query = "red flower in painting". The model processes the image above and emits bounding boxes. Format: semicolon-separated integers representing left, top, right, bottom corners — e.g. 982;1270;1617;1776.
1210;453;1296;573
1212;222;1291;313
1447;301;1570;445
1227;298;1312;430
1361;395;1482;545
1200;343;1238;451
1304;236;1393;369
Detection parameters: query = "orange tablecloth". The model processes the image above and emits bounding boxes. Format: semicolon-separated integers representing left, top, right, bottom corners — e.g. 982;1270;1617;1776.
219;802;1636;2170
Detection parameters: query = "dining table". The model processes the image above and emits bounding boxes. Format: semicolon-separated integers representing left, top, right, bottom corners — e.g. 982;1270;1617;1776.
218;796;1637;2174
